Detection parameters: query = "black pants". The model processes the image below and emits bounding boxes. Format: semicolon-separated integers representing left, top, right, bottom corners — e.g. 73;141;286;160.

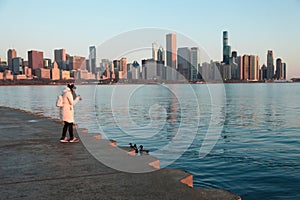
61;121;74;139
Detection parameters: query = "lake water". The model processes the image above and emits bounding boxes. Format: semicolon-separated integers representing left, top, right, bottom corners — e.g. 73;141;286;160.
0;83;299;199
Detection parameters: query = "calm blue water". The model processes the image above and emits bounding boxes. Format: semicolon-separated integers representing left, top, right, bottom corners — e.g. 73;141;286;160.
0;83;299;199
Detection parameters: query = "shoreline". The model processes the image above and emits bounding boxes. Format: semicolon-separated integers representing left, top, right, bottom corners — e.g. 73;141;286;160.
0;79;297;86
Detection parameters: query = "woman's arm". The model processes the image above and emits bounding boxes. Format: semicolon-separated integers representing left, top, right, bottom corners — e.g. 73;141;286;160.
73;95;81;105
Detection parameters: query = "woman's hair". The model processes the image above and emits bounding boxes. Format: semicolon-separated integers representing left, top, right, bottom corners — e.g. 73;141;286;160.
67;83;76;90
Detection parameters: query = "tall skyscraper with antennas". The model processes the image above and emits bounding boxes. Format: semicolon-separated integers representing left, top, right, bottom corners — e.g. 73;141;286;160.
223;31;231;65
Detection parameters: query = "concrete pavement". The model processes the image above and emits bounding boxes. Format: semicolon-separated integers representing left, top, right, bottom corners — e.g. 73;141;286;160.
0;107;241;200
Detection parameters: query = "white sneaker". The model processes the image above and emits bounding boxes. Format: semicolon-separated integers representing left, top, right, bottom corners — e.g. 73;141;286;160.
69;137;79;143
60;137;68;143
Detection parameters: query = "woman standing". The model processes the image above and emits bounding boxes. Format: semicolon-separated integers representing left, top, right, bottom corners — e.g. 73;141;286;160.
59;83;81;143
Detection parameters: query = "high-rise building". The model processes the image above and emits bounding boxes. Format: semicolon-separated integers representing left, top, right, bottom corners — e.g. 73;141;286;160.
152;42;158;61
282;62;287;80
260;64;267;80
267;50;274;80
177;47;191;80
275;58;283;80
44;58;52;69
7;49;17;70
28;50;44;72
119;57;127;79
132;61;140;80
157;46;165;79
236;56;243;80
157;46;165;64
86;59;90;71
191;47;200;81
249;55;259;81
35;68;50;79
69;56;86;71
51;61;60;80
142;59;157;80
12;57;23;75
242;55;250;80
112;60;120;80
231;62;239;80
232;51;237;59
54;49;67;70
223;31;231;65
166;33;177;80
222;64;231;80
201;62;210;81
89;46;96;74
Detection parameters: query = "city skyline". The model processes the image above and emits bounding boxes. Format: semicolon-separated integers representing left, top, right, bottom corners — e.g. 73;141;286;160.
0;0;299;79
0;31;288;83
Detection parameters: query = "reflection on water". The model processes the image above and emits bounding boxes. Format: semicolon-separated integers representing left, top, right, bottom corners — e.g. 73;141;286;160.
0;83;300;199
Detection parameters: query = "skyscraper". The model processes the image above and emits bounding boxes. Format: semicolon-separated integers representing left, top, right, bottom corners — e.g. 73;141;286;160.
54;49;66;70
177;47;191;80
166;33;177;80
152;42;158;61
267;50;274;80
223;31;231;65
157;46;165;79
282;63;287;80
249;55;259;81
236;56;243;80
191;47;200;81
120;57;127;79
242;55;250;80
131;61;140;80
142;59;157;80
89;46;96;74
260;64;268;80
157;46;165;64
12;57;22;75
275;58;283;80
7;49;17;70
69;56;86;70
51;61;60;80
28;50;44;70
112;60;120;80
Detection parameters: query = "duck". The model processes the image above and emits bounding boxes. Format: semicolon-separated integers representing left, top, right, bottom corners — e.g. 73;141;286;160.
139;145;149;155
129;143;134;148
129;143;138;153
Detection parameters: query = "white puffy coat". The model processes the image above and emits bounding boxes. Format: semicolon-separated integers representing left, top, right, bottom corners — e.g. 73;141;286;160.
61;87;80;123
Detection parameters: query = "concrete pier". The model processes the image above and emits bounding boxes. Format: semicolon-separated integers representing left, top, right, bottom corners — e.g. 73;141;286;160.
0;107;241;200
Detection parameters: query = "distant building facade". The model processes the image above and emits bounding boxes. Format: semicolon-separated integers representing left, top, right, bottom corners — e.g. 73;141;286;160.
28;50;44;72
177;47;191;80
54;49;67;70
12;57;23;75
51;61;60;80
35;68;50;79
89;46;96;74
191;47;200;80
166;33;177;80
267;50;274;80
69;56;86;71
7;49;17;70
223;31;231;65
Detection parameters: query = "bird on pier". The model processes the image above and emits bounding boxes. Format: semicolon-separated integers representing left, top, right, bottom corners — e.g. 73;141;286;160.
129;143;138;153
139;145;149;155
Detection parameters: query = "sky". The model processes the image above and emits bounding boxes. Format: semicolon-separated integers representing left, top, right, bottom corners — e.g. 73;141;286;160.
0;0;300;79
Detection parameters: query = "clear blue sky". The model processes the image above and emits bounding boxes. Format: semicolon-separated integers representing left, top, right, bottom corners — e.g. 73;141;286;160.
1;0;300;78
